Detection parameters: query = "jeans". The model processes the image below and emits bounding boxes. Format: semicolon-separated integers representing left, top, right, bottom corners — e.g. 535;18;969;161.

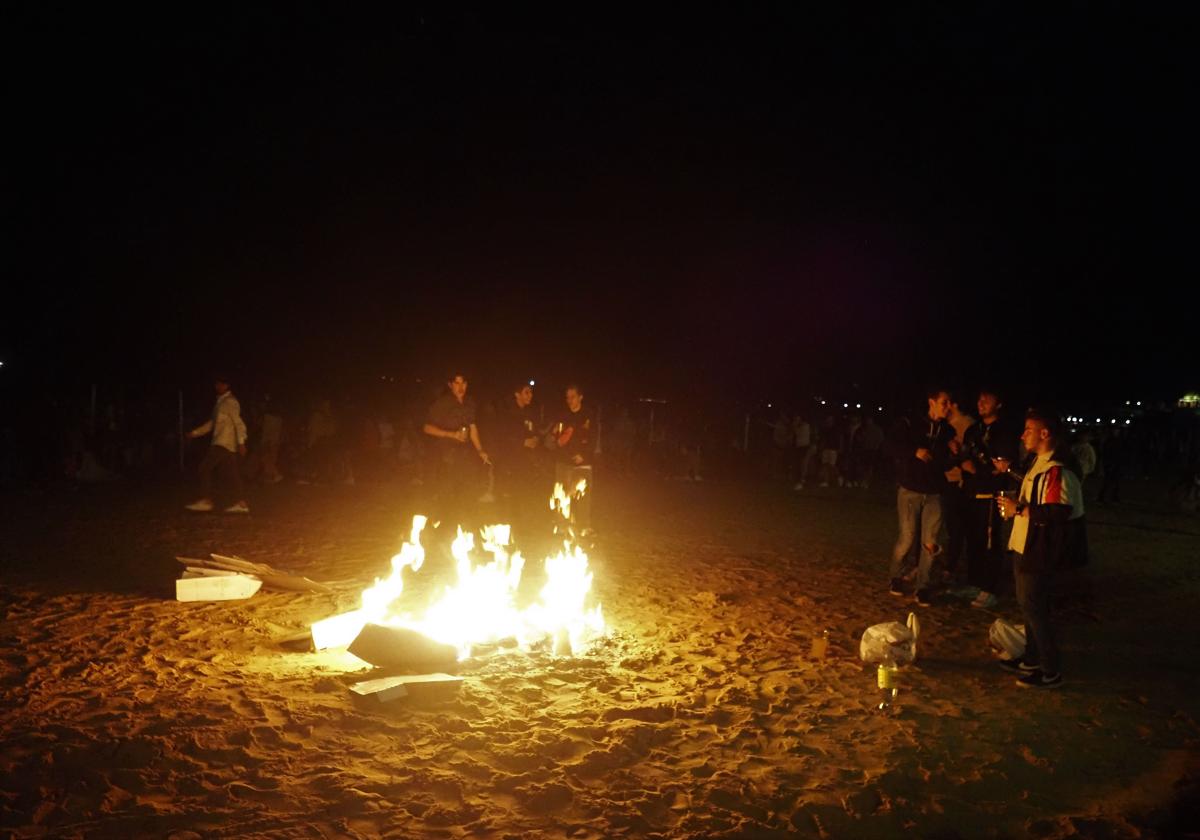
1015;566;1059;674
890;487;943;591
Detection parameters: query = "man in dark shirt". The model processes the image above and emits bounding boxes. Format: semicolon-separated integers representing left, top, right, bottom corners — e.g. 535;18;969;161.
553;383;595;535
956;387;1021;608
884;386;955;606
491;379;542;537
422;371;490;530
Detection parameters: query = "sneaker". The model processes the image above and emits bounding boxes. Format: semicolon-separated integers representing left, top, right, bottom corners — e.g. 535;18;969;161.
223;502;250;514
914;589;933;607
889;577;905;596
184;499;214;512
998;657;1039;673
973;592;999;609
1016;669;1063;689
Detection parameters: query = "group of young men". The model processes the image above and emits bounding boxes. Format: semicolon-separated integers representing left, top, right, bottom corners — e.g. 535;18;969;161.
421;372;596;540
887;386;1088;689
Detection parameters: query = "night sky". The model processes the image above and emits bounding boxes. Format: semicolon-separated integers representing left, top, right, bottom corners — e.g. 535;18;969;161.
7;6;1196;407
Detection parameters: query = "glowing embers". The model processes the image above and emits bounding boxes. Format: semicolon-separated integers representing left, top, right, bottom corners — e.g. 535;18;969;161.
310;482;604;660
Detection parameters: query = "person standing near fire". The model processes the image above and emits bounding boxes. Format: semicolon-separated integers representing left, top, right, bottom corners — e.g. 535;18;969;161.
553;383;595;536
423;371;490;531
996;408;1088;689
491;379;542;537
884;386;954;606
184;373;249;513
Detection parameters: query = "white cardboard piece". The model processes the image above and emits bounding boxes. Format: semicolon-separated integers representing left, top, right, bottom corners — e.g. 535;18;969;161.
175;573;263;602
349;673;463;703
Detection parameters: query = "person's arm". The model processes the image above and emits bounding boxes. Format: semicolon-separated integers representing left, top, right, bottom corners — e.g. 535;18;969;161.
423;423;463;441
188;419;213;439
469;424;490;464
232;403;248;450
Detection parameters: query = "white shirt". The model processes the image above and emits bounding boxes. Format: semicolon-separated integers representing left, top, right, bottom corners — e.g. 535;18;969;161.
191;391;248;453
1008;453;1084;554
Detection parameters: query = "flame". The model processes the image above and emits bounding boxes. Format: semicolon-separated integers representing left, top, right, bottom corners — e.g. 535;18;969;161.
311;483;605;659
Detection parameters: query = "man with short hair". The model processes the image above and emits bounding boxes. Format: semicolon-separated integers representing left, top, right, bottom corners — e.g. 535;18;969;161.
958;388;1020;608
492;379;541;535
884;387;954;605
185;375;249;513
554;383;595;535
423;371;490;528
996;408;1088;689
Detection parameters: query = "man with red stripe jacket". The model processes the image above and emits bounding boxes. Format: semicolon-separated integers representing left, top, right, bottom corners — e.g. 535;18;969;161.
996;408;1089;689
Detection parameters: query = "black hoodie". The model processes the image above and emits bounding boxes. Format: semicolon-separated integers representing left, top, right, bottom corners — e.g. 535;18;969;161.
885;412;954;494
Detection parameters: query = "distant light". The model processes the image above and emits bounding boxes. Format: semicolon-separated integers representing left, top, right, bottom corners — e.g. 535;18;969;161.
767;403;773;408
529;379;536;386
1111;419;1116;424
1136;401;1141;406
855;403;862;409
820;400;826;405
1095;418;1101;423
1126;401;1131;406
877;406;883;411
1125;419;1131;425
842;403;848;409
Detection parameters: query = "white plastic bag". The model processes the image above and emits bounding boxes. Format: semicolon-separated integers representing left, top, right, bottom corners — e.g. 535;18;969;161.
988;618;1026;660
860;612;921;664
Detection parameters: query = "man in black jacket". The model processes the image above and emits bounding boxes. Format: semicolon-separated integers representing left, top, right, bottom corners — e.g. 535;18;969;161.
956;387;1021;609
885;386;954;606
491;379;542;537
996;408;1087;689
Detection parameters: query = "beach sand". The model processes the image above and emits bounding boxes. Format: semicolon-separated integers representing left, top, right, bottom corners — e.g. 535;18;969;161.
2;476;1198;838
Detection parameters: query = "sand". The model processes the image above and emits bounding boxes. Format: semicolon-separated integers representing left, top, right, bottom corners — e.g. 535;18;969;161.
2;476;1198;838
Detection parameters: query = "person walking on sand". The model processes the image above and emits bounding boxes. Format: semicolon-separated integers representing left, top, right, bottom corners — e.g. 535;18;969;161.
185;374;249;513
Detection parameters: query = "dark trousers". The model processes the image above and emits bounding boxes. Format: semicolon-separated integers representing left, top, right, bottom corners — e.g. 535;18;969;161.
434;449;482;531
1015;565;1059;674
965;499;1006;593
943;489;968;577
199;445;244;502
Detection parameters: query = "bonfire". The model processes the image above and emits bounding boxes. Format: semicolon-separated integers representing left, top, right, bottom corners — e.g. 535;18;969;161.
311;480;605;660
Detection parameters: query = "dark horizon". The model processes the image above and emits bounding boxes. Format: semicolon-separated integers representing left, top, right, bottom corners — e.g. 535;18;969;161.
6;7;1197;404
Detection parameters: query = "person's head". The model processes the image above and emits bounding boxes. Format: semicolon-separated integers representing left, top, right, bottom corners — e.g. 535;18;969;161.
977;388;1003;421
1022;407;1065;456
926;386;951;421
214;375;230;396
565;383;584;412
513;380;534;408
446;371;468;402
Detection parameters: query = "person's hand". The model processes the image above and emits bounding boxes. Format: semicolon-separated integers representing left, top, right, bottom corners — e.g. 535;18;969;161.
961;459;977;474
572;454;584;465
452;429;469;443
238;444;247;457
945;467;963;484
948;439;962;455
478;450;492;466
523;436;538;449
996;495;1020;519
915;448;933;463
991;457;1010;475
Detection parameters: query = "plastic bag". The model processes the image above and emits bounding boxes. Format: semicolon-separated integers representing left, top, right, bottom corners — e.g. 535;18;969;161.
860;612;921;664
988;618;1026;660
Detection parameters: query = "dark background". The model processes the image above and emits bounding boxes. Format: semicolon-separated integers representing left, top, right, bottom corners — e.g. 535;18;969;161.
5;6;1196;411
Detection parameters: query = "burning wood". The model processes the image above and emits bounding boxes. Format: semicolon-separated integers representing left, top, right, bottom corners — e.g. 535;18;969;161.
310;484;605;660
347;624;458;672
